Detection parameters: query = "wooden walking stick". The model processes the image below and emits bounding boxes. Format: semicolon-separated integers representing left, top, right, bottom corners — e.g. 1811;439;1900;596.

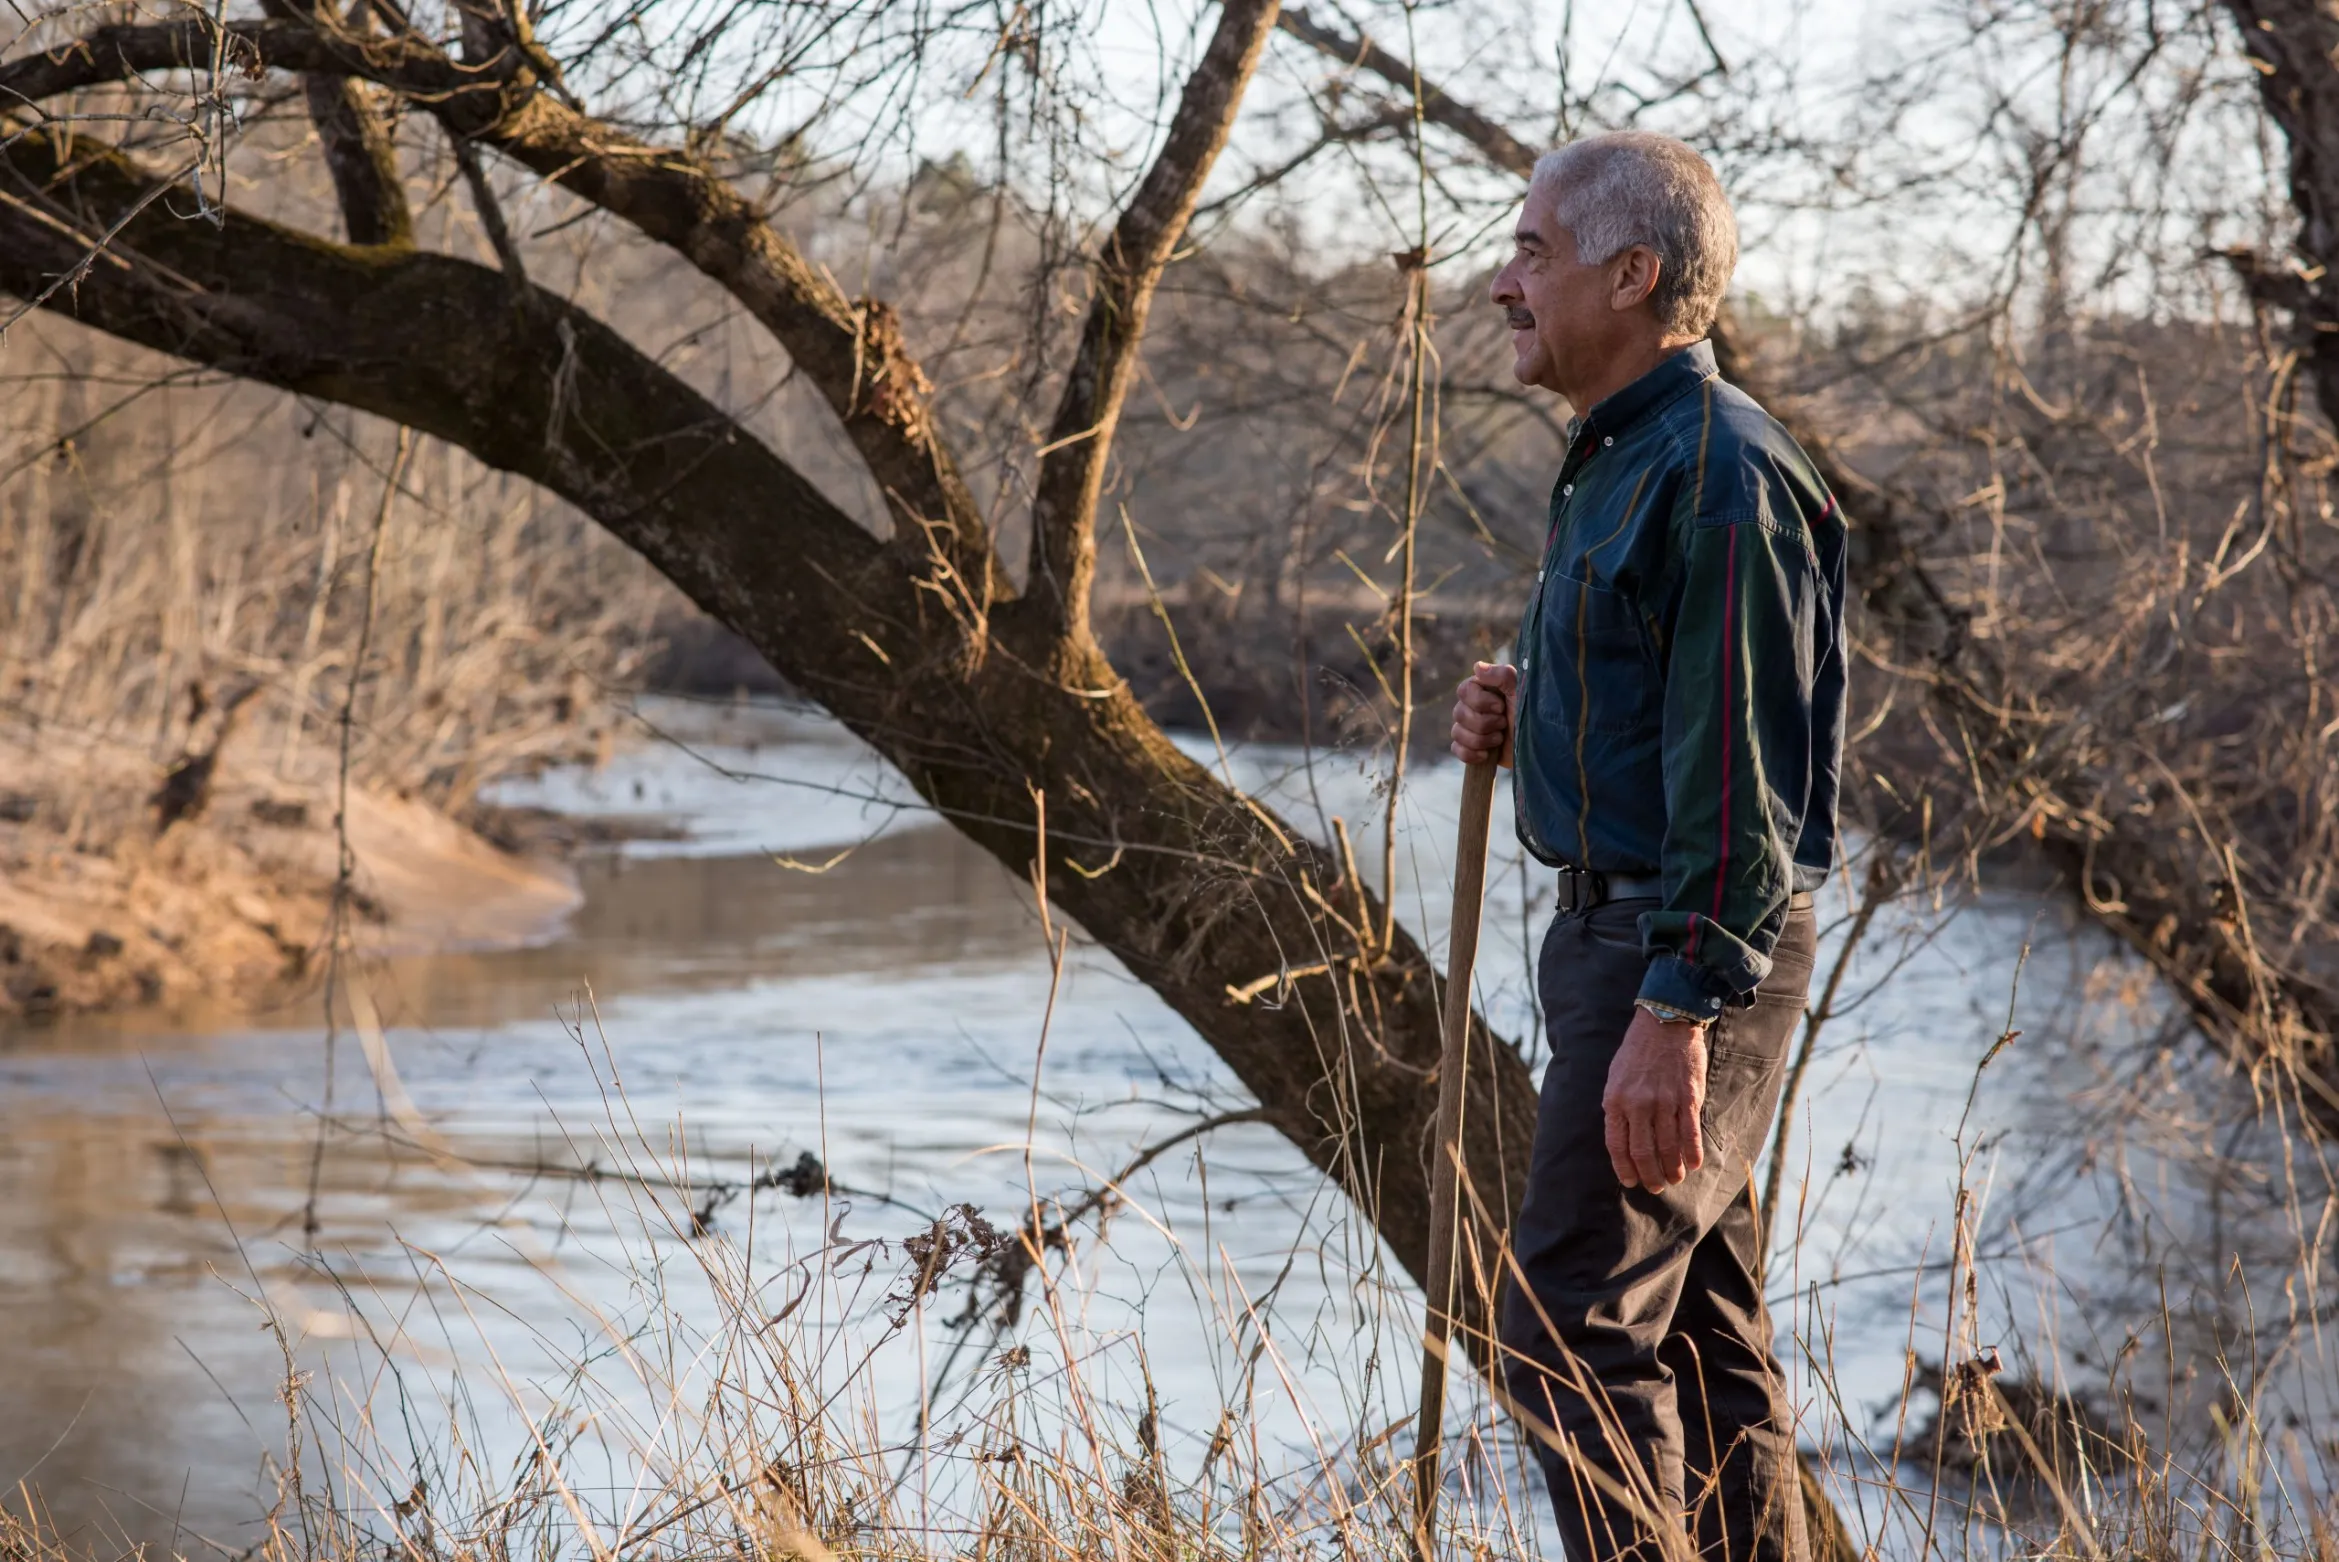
1410;755;1500;1562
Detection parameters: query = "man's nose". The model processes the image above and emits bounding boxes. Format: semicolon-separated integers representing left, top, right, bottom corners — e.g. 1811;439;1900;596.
1490;262;1519;306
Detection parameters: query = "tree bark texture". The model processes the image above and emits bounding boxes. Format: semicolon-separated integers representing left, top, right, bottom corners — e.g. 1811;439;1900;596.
259;0;414;247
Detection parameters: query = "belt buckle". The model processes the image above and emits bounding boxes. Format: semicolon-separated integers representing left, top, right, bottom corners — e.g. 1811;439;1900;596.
1558;864;1607;916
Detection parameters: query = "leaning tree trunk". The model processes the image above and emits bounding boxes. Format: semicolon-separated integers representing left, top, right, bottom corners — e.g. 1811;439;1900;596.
0;13;1856;1550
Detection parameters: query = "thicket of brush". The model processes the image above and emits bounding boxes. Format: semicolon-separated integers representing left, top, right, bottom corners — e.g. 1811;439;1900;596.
0;325;673;806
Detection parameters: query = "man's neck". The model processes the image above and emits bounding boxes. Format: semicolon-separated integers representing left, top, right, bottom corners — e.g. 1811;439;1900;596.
1561;334;1699;421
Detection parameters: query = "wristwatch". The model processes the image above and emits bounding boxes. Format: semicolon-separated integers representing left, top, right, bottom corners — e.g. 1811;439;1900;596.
1633;998;1708;1028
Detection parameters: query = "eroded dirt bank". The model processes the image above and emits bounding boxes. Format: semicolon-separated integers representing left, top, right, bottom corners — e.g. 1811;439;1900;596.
0;720;580;1021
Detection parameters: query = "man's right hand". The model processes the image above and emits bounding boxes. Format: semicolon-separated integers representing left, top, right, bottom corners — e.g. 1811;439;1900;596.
1449;662;1518;768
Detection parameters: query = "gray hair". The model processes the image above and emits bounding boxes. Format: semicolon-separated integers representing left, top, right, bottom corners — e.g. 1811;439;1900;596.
1532;133;1738;338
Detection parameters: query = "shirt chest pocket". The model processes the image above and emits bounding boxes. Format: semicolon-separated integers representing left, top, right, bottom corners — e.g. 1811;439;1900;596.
1544;570;1659;734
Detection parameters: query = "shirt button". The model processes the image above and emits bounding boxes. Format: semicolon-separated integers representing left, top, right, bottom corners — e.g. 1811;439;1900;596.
1563;484;1573;496
1521;658;1530;669
1603;436;1614;446
1536;569;1544;582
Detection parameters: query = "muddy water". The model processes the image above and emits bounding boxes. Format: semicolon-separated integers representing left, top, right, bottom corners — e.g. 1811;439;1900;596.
0;700;2250;1556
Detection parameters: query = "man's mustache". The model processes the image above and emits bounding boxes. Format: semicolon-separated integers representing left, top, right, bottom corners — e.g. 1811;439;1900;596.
1506;308;1536;330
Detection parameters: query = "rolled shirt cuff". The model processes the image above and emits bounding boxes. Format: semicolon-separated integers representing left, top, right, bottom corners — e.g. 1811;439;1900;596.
1635;953;1729;1024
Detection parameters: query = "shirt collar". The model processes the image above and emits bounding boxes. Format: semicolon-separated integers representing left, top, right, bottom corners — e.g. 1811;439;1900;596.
1566;339;1718;447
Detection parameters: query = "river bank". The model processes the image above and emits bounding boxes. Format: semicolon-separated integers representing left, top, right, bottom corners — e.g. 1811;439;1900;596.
0;714;590;1022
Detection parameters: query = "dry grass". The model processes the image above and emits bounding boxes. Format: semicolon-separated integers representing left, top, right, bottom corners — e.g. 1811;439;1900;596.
0;314;683;1017
0;369;655;1017
0;320;675;810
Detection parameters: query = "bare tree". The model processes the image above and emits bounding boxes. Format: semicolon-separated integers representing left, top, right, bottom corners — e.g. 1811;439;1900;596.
3;0;1867;1546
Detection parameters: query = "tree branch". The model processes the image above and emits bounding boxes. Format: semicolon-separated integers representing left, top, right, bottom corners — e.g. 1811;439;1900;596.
0;15;994;600
0;119;896;710
1276;4;1537;177
0;18;288;105
451;130;527;288
297;71;411;245
260;0;414;247
1019;0;1282;647
2219;2;2339;427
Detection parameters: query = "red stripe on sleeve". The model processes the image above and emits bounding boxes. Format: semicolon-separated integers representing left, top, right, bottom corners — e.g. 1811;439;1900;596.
1699;525;1742;952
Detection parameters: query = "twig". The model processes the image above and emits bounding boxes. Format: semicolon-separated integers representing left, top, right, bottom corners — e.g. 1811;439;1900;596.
1121;505;1231;785
301;424;411;1247
1758;852;1900;1263
450;131;529;293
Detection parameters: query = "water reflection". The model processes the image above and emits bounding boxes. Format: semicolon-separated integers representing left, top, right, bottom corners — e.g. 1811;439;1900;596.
369;824;1041;1030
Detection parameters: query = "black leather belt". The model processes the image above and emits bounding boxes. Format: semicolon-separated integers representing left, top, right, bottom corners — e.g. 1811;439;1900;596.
1556;866;1817;919
1555;863;1664;915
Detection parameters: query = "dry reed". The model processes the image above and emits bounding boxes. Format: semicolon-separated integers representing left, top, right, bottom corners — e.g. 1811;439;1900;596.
0;320;675;808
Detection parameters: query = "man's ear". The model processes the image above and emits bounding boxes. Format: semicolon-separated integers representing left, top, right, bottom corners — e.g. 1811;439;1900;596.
1608;246;1663;314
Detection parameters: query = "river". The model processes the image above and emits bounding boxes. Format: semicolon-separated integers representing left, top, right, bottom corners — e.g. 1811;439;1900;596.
0;698;2325;1558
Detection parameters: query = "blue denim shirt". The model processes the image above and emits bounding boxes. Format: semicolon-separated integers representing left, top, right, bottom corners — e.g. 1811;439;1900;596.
1513;341;1848;1021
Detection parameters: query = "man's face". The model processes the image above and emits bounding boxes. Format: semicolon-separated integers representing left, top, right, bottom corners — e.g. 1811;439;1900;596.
1489;179;1620;398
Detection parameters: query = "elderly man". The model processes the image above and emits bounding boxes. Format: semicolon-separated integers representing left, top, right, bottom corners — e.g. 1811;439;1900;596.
1449;132;1846;1562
